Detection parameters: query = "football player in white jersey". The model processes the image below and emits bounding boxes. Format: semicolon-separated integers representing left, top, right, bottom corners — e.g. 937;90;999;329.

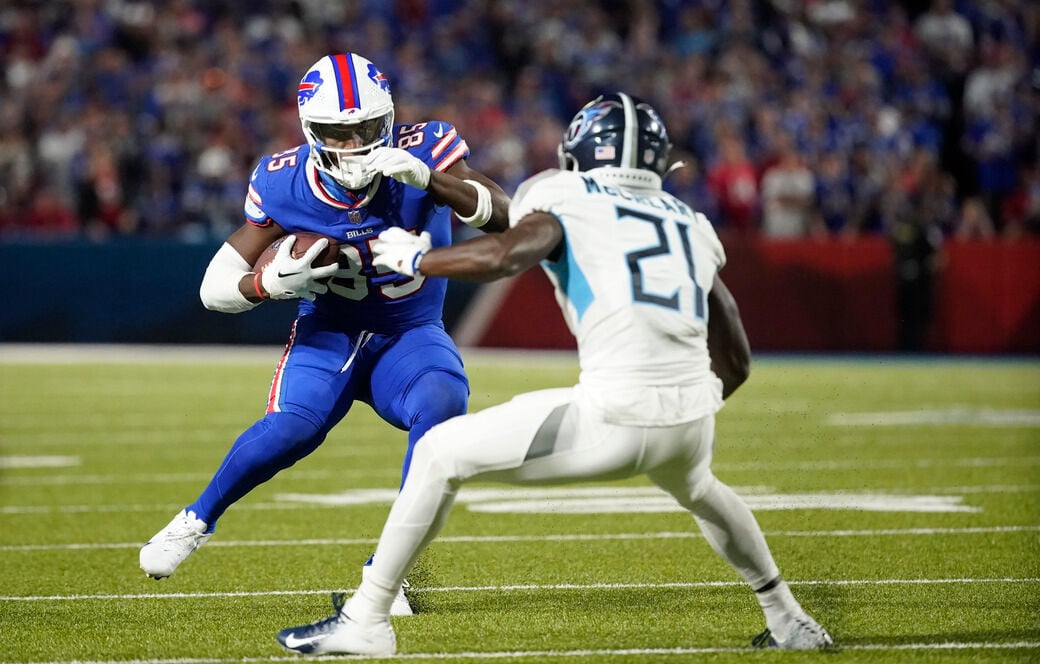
276;92;833;656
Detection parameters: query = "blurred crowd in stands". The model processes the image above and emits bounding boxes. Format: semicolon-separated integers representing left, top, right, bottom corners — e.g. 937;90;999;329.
0;0;1037;242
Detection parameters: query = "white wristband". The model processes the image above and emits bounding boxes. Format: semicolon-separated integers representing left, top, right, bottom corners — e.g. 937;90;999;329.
455;179;493;228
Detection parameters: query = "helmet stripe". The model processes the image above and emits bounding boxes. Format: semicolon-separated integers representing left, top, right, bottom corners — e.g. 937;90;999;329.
330;53;360;111
618;92;637;169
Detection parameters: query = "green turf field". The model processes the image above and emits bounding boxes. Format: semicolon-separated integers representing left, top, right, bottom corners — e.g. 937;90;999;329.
1;346;1038;663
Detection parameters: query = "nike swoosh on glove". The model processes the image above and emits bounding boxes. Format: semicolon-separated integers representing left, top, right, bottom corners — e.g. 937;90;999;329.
261;235;340;300
364;147;431;190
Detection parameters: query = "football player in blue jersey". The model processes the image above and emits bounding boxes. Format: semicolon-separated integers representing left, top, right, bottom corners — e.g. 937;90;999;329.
139;52;510;616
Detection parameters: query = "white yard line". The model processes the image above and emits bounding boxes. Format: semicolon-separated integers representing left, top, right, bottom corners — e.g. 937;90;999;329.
3;454;1039;484
2;525;1037;552
2;577;1038;603
0;344;579;366
6;640;1040;663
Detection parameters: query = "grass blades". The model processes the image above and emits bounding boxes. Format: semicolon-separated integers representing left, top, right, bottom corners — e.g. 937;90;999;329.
1;348;1038;663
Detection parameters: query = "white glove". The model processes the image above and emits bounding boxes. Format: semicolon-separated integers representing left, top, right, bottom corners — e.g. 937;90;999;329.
364;146;431;190
260;235;340;301
371;227;432;277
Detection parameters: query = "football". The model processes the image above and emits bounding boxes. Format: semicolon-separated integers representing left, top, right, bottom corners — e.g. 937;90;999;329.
253;232;341;274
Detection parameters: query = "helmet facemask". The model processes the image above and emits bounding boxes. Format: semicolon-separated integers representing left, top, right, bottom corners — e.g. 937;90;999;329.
303;112;394;190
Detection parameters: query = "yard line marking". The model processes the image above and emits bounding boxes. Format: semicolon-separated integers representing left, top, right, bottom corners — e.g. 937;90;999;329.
3;577;1039;602
3;525;1038;552
276;485;987;514
828;408;1040;427
0;455;79;469
4;457;1037;485
0;468;399;486
3;484;1036;515
5;641;1040;663
715;456;1040;471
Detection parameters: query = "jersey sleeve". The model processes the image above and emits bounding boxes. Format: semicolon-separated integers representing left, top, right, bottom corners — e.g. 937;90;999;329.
694;211;726;270
508;169;573;227
244;157;274;227
395;121;470;173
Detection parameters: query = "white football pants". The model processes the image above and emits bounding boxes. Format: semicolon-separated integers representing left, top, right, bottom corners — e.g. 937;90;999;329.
357;386;781;618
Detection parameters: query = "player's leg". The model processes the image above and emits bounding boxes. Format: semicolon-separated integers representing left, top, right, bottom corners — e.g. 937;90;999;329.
367;324;469;487
644;417;832;650
354;325;469;614
278;387;578;655
140;318;364;579
351;389;664;613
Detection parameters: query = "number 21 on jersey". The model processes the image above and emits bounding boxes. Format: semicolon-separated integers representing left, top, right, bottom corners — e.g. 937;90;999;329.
618;205;708;321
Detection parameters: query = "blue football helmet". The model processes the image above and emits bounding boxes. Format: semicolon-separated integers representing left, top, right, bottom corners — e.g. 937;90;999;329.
558;92;671;176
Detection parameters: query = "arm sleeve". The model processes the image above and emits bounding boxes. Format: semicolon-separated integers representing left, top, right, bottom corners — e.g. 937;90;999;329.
199;242;258;313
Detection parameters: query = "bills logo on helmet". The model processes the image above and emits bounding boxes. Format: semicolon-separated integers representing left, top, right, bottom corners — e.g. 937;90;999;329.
298;71;324;106
367;64;390;94
564;102;618;147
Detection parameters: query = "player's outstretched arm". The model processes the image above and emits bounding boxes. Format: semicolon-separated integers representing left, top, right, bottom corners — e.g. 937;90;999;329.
707;275;751;399
373;212;562;282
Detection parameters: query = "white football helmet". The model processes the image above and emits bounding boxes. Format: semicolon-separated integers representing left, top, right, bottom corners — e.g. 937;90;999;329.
297;53;395;189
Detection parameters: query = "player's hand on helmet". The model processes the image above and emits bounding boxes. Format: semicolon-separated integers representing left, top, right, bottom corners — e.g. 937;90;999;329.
371;227;432;277
260;235;339;301
364;147;431;190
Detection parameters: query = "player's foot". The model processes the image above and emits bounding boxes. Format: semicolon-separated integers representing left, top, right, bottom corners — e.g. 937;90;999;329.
277;593;396;656
362;563;414;616
752;614;833;650
139;509;210;579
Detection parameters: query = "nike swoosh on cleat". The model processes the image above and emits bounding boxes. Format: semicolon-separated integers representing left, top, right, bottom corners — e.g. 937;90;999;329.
282;632;324;650
276;271;301;278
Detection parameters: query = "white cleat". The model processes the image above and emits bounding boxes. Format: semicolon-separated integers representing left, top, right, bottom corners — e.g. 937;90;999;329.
362;564;414;616
752;614;834;650
139;509;210;579
277;593;396;656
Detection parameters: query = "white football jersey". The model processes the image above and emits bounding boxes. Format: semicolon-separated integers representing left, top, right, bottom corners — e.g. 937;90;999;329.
509;168;727;425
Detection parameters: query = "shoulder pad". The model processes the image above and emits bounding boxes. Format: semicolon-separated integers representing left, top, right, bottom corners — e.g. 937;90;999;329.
244;146;307;226
393;121;470;173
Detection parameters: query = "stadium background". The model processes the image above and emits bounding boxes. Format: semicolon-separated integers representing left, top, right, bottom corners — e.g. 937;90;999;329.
0;0;1037;353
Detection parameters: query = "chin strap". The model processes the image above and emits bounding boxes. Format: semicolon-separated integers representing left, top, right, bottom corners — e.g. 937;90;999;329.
664;160;687;178
315;165;379;207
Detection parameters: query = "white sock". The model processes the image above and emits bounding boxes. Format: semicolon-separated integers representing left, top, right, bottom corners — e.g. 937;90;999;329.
689;478;781;586
345;578;396;627
754;578;804;640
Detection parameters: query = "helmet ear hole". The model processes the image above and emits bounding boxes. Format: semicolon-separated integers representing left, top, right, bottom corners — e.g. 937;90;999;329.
557;144;577;171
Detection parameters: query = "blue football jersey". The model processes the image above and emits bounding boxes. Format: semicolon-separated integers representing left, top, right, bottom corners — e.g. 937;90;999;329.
243;121;470;334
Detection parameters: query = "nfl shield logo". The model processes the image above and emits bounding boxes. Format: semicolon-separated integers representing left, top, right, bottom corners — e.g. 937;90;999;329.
348;209;364;224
